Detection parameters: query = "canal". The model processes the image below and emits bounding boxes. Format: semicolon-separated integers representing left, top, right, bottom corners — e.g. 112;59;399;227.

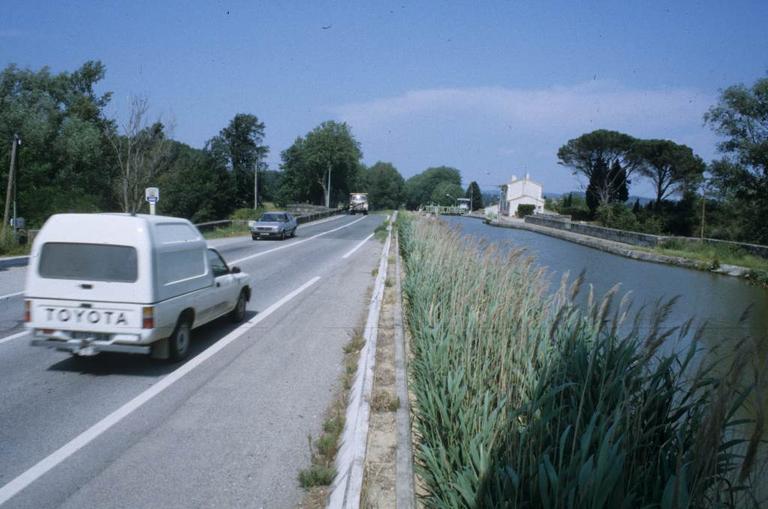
444;216;768;350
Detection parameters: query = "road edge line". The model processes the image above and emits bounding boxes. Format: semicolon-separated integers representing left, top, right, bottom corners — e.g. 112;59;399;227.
328;212;396;508
0;330;29;345
341;233;374;259
0;276;321;507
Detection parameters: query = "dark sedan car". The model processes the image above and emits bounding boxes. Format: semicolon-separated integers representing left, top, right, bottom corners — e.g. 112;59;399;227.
249;212;298;240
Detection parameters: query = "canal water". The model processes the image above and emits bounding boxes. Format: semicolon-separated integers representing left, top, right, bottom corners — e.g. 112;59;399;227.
444;216;768;350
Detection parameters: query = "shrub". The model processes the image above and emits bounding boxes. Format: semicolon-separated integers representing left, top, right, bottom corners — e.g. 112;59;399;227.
229;207;266;221
596;203;640;231
516;204;535;217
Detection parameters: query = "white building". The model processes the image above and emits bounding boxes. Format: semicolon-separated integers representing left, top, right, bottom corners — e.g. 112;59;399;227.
499;174;545;217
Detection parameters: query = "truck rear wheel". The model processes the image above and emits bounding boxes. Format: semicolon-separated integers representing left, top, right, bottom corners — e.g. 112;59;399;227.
230;290;247;323
169;319;191;362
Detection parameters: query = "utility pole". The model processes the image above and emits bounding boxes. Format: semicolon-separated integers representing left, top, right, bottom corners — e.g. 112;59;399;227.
326;162;332;208
2;134;21;240
254;157;259;210
700;186;706;240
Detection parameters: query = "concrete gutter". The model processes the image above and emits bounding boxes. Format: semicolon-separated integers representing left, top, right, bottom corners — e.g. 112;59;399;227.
487;218;752;279
328;212;396;508
394;229;416;508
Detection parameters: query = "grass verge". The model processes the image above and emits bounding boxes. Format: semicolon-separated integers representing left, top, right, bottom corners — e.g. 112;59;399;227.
650;238;768;274
201;223;250;240
398;212;767;508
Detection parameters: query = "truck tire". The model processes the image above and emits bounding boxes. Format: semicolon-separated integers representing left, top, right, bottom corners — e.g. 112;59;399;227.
169;319;191;362
252;233;258;241
230;290;247;323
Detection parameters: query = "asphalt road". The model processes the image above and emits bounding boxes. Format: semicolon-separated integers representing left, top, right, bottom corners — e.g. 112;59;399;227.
0;213;385;508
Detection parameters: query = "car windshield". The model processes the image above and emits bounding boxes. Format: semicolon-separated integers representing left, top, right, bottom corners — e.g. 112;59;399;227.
260;214;286;222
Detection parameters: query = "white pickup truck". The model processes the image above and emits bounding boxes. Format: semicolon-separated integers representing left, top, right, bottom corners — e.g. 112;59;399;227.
24;213;251;361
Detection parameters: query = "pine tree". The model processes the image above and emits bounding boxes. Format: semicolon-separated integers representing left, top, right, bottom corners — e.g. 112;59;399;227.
586;158;608;214
608;160;629;203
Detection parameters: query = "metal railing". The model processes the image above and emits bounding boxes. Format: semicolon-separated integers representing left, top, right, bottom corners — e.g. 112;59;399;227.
194;207;344;232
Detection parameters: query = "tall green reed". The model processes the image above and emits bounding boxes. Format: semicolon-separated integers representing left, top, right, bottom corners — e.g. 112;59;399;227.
398;213;766;508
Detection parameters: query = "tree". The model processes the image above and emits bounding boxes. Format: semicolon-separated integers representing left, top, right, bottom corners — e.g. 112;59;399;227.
465;181;483;210
404;166;462;209
0;61;118;226
431;181;465;206
704;75;768;243
208;114;268;209
585;157;609;214
107;96;176;213
156;141;234;222
278;121;362;207
557;130;638;207
364;162;405;210
632;139;705;207
607;160;629;203
109;97;177;213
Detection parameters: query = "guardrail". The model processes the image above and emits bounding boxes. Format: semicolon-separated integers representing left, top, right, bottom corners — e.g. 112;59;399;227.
194;208;344;232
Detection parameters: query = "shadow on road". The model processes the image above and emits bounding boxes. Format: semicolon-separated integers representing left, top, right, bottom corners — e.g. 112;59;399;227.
45;310;259;377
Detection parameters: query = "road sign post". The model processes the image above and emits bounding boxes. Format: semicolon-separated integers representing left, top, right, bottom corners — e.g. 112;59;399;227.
145;187;159;215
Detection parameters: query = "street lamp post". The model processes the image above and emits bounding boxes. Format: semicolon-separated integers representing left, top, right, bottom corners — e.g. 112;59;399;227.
2;134;21;240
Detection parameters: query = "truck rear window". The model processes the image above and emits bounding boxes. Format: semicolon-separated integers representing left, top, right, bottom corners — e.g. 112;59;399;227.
39;243;138;282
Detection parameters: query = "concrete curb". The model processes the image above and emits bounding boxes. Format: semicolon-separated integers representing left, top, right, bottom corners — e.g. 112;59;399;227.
487;218;753;279
394;230;416;508
328;212;395;508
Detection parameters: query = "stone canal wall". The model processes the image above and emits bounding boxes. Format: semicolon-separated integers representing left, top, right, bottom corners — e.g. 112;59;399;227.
525;215;662;248
524;215;768;259
488;217;751;278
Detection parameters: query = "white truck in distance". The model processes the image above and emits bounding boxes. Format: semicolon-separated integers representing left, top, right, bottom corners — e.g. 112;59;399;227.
24;213;251;361
349;193;369;215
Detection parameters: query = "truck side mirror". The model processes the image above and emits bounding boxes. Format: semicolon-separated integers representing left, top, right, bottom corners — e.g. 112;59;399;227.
231;266;241;274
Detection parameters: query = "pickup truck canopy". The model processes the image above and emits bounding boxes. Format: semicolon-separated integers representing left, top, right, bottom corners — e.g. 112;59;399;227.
26;214;213;304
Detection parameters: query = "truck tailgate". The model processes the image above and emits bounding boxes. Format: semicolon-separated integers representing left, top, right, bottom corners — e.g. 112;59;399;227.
29;300;143;331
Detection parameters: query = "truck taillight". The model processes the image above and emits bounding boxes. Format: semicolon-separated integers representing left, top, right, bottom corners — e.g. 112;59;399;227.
142;307;154;329
24;300;31;322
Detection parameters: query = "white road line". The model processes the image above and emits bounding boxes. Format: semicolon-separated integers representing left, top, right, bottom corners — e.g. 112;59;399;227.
0;276;321;507
0;330;29;345
342;233;374;259
230;216;367;265
0;291;23;300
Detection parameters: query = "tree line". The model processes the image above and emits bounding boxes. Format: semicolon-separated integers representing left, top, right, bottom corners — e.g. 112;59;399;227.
0;60;484;230
554;74;768;244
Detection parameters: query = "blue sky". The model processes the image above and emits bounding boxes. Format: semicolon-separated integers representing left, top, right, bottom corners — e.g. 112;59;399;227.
1;0;767;195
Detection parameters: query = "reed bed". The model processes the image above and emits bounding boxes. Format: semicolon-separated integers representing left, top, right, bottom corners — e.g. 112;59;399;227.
398;214;767;508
